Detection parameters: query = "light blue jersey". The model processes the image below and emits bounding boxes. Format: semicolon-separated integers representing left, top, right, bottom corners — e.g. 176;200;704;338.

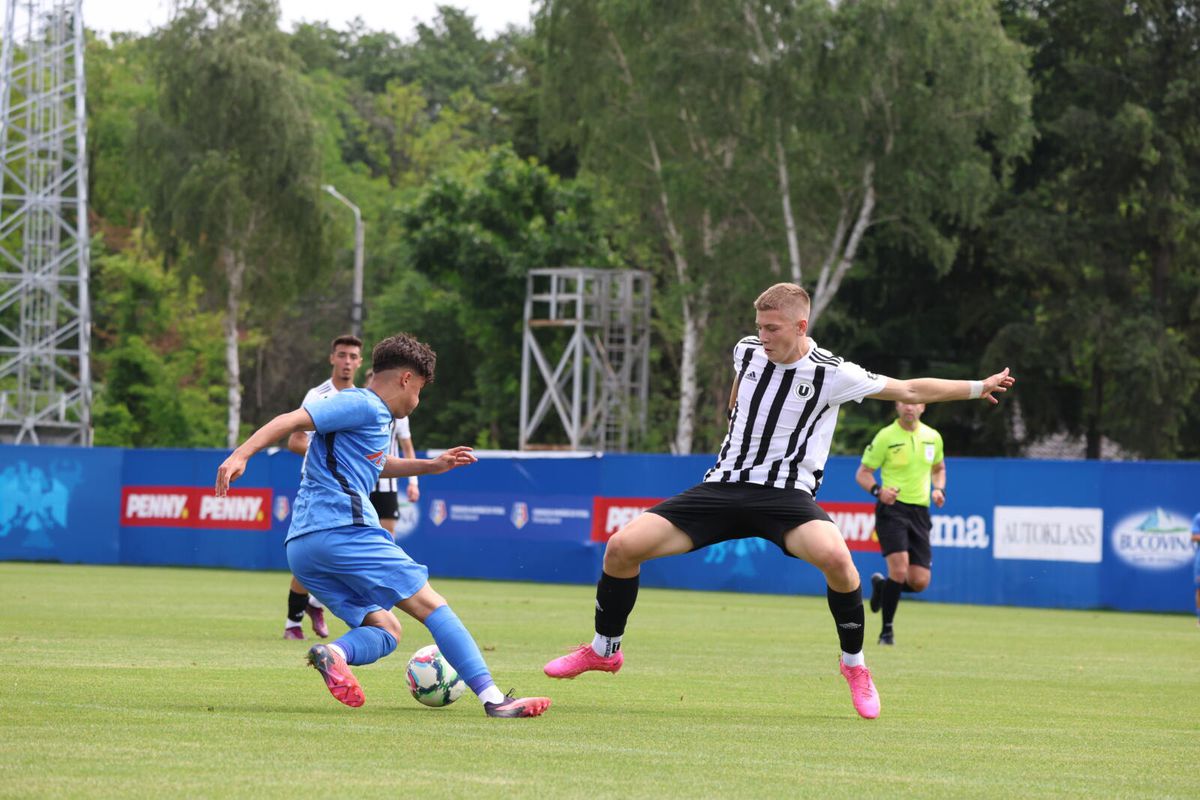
288;388;394;541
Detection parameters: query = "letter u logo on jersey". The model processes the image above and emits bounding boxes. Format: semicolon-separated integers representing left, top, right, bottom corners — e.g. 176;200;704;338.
794;382;815;399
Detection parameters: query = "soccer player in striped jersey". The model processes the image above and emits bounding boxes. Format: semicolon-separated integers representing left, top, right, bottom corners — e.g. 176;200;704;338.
544;283;1015;719
217;333;550;717
281;334;364;640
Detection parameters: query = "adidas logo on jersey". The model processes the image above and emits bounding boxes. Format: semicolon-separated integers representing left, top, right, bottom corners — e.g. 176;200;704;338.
745;370;759;382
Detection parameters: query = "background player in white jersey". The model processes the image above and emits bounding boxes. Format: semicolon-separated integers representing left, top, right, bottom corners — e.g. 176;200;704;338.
281;334;363;640
544;283;1015;719
364;369;420;535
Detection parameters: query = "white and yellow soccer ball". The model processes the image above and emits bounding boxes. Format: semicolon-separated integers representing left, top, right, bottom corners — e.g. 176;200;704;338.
406;644;467;707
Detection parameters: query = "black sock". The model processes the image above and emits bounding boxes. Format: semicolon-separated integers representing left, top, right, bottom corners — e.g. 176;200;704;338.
594;572;639;639
826;584;865;654
287;590;308;623
881;579;904;629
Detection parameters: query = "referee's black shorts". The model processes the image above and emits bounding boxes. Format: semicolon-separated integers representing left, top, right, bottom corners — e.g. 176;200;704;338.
648;482;832;558
874;500;933;568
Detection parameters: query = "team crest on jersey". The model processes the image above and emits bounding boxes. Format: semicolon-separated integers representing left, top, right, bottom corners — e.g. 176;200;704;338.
794;381;815;399
511;501;529;529
430;499;447;526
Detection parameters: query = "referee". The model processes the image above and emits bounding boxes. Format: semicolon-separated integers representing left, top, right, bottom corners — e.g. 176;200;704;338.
855;401;945;646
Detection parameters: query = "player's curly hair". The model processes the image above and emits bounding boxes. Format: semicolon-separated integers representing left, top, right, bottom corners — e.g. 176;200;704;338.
371;333;436;383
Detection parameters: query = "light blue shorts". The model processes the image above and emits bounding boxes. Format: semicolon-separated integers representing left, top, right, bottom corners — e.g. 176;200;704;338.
286;525;430;628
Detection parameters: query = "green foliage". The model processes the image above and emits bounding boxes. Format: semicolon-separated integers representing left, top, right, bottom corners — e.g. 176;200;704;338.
368;147;626;447
987;0;1200;458
90;238;227;447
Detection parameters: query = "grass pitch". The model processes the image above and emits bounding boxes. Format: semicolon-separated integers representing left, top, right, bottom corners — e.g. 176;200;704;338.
1;562;1196;799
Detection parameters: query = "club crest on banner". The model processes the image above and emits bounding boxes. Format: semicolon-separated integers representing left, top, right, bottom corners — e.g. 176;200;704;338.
430;499;447;527
511;501;529;529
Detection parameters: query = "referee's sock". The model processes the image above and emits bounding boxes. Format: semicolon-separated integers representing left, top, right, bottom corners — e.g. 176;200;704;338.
881;579;904;628
826;584;865;661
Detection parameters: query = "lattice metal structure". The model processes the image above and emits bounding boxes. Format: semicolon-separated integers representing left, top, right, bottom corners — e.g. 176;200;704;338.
0;0;91;444
519;268;651;452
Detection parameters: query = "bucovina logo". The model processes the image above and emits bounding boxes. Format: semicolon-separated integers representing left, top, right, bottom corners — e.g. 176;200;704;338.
430;499;447;527
1111;508;1192;570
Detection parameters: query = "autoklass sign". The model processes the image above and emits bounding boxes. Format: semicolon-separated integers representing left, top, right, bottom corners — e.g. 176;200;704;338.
993;506;1103;563
121;486;273;531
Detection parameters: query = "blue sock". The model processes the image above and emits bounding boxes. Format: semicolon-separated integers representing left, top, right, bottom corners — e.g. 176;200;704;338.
333;626;397;666
424;605;495;696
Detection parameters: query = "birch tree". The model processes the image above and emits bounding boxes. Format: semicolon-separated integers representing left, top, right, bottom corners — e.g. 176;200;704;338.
139;0;326;446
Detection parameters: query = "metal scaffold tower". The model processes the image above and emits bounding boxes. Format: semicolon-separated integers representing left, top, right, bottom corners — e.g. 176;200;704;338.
519;268;651;452
0;0;91;445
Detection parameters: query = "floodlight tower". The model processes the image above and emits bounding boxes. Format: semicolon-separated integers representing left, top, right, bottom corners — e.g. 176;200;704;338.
0;0;92;445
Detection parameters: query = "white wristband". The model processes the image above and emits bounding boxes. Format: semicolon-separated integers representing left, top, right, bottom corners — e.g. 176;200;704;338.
968;380;983;400
408;477;419;486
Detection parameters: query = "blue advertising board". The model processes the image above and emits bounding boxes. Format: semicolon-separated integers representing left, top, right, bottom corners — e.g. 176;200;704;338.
1;443;1196;613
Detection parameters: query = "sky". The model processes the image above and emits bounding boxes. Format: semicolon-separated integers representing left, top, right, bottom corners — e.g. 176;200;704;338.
66;0;537;39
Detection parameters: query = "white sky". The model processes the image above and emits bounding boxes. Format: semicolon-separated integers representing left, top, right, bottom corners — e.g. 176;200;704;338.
73;0;537;39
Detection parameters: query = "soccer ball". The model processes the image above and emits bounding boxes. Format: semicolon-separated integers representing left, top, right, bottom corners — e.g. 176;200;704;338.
406;645;467;707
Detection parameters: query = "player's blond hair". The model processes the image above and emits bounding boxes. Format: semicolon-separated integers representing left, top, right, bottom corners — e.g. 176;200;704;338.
754;283;810;321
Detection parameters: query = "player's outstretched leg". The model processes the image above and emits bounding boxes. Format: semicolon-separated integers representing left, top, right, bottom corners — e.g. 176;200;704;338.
307;643;364;707
411;595;549;718
544;572;633;678
829;584;880;719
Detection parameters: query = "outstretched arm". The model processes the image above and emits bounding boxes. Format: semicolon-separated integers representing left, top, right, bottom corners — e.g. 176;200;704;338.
869;368;1014;405
381;445;477;479
216;409;314;495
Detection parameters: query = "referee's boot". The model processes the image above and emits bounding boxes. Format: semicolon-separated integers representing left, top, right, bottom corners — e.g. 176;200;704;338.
868;572;885;614
878;627;895;646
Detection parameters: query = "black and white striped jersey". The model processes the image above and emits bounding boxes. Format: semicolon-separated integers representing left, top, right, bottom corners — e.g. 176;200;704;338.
703;337;887;495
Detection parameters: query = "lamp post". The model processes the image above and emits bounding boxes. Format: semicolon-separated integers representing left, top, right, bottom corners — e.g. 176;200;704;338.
322;184;364;337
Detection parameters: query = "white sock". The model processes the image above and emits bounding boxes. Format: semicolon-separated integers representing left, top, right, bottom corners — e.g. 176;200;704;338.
841;650;865;668
478;685;505;704
285;619;302;629
328;643;347;660
307;596;324;609
591;633;621;658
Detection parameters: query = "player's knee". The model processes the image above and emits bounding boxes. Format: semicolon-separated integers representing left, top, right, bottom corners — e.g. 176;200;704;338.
816;546;856;585
603;531;643;571
909;573;930;592
888;565;909;585
367;613;403;641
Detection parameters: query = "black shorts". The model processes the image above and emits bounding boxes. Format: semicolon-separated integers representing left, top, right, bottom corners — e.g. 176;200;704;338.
648;482;832;558
369;490;399;520
875;500;933;568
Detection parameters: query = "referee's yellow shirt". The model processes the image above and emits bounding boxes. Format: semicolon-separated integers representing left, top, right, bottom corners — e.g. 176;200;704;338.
860;420;944;507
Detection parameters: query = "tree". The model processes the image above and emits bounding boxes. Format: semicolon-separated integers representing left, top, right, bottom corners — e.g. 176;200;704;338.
373;147;627;447
987;0;1200;458
138;0;327;446
90;235;227;447
542;0;1032;453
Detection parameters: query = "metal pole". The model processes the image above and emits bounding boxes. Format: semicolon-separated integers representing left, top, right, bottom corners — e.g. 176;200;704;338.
322;184;364;337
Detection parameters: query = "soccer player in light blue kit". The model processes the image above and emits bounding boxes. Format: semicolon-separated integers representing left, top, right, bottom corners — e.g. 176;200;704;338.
1192;511;1200;627
216;333;551;717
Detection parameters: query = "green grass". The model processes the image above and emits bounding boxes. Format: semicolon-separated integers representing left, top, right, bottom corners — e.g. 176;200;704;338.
1;562;1197;799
